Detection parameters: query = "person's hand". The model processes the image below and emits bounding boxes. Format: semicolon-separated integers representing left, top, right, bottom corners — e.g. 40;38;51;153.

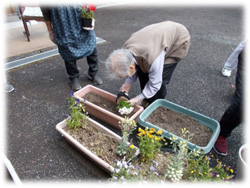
120;82;131;93
128;95;142;106
83;19;95;30
49;31;55;44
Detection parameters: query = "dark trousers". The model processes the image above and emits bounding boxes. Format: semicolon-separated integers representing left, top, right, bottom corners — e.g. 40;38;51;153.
137;63;178;104
219;49;244;138
64;48;98;80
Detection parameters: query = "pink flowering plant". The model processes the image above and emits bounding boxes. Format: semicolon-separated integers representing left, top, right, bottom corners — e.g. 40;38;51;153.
80;4;96;20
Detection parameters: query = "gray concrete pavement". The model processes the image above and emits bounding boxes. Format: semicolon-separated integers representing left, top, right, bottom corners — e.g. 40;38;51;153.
5;5;245;183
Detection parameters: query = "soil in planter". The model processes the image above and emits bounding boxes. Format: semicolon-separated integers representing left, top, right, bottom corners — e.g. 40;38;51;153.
132;151;173;178
84;92;136;117
63;124;135;166
146;106;213;147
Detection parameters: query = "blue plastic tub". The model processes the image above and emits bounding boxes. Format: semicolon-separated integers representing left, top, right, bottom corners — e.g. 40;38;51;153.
138;99;220;154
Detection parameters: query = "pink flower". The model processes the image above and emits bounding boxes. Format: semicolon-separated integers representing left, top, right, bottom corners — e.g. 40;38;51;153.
89;4;96;11
82;4;96;12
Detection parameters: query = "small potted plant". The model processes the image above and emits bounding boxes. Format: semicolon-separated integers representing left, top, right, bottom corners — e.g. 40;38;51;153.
117;100;134;115
80;4;96;28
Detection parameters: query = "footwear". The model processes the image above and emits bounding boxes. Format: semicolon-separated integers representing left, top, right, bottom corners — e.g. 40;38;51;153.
213;136;228;156
222;68;231;77
88;75;103;85
70;78;82;91
4;83;14;93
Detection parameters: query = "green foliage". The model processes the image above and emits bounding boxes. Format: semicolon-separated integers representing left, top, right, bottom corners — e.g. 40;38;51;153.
186;154;234;181
116;100;133;110
111;127;234;183
137;127;164;163
116;117;137;157
165;128;234;182
165;138;188;181
81;8;94;19
66;94;88;129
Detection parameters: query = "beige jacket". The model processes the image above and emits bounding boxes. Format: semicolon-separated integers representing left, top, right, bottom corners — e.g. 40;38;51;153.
123;21;190;73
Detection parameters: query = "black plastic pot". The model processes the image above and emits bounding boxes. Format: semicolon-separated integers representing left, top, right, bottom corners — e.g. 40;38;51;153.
82;18;92;28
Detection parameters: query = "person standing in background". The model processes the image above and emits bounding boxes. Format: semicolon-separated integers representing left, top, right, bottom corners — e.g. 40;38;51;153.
221;41;246;77
214;47;245;156
41;5;102;91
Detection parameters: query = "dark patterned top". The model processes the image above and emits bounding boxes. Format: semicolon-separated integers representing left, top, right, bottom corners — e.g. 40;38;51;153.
41;6;96;62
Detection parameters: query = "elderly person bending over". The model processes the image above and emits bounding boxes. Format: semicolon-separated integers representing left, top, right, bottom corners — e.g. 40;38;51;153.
105;21;190;106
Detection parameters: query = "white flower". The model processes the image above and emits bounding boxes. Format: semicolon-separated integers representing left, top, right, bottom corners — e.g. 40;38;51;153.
153;171;159;176
118;107;134;115
122;161;128;169
116;161;122;168
114;168;120;173
150;166;155;171
152;160;159;167
132;171;138;176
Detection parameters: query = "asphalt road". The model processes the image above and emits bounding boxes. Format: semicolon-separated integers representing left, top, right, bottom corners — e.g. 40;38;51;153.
5;4;245;184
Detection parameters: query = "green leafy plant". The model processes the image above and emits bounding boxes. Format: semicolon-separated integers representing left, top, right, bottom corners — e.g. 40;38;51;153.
165;138;188;181
111;127;234;183
165;128;234;182
66;91;88;129
116;117;137;157
186;154;234;181
137;127;165;163
117;100;133;110
165;128;198;182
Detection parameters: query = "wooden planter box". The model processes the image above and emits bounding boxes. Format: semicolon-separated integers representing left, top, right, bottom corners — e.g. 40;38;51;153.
56;118;139;174
74;85;144;130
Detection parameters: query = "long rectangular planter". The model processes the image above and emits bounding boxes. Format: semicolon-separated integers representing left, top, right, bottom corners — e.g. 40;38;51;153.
74;85;144;130
56;117;139;174
138;99;220;154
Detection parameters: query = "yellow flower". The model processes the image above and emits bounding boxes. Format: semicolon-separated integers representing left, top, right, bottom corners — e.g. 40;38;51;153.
149;128;155;134
216;159;222;165
155;136;160;141
147;132;153;138
230;169;234;173
138;127;146;135
130;144;134;149
156;129;163;135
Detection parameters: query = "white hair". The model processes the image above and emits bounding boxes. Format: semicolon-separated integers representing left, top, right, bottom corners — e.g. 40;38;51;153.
105;49;134;78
